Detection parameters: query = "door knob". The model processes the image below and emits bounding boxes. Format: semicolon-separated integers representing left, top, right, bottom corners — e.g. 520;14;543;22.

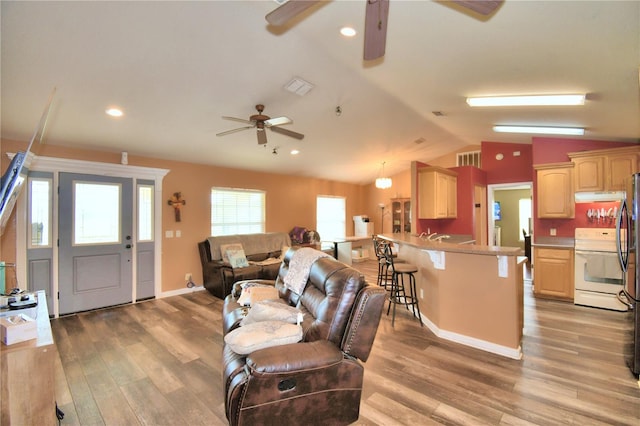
126;244;132;249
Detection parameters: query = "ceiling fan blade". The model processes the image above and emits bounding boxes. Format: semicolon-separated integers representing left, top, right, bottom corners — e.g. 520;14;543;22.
270;126;305;140
257;129;267;145
266;0;322;26
216;126;252;137
265;116;292;127
363;0;389;61
222;116;254;125
451;0;503;16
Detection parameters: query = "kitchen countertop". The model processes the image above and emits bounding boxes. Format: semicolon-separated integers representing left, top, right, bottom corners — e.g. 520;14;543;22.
378;233;524;257
531;236;575;249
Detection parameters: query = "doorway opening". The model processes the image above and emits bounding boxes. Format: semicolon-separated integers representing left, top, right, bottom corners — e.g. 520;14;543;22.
488;182;533;250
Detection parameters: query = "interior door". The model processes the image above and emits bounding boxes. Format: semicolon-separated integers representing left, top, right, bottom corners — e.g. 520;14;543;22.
58;173;133;314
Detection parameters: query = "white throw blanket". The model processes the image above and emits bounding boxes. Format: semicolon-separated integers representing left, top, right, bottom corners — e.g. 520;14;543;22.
284;247;330;295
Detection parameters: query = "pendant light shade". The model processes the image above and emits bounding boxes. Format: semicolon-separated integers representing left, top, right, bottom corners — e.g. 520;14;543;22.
375;162;392;189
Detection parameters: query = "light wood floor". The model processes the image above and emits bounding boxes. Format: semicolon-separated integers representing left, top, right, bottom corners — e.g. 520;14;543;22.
51;259;640;425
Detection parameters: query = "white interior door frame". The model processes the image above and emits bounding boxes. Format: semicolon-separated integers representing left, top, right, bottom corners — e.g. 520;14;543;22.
15;155;168;317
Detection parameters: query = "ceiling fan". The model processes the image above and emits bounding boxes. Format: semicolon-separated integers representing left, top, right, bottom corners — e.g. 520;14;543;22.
266;0;503;60
216;104;304;145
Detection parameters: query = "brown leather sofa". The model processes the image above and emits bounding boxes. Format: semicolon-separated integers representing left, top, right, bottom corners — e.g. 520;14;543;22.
222;247;386;426
198;232;291;299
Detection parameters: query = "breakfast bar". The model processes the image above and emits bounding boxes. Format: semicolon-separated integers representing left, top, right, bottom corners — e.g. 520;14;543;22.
378;234;527;359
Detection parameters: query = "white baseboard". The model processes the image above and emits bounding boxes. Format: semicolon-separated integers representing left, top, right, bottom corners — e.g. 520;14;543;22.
160;285;206;299
421;315;523;360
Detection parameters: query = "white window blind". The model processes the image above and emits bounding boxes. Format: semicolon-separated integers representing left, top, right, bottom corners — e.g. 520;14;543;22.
316;196;345;240
211;188;265;236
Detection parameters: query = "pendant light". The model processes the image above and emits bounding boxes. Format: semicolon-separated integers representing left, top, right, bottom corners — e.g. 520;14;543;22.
375;162;392;189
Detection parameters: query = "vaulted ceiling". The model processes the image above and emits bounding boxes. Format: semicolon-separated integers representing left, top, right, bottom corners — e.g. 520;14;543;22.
2;1;639;184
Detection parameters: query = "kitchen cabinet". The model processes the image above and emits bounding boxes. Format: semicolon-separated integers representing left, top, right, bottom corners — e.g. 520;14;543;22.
533;247;574;301
569;146;640;192
391;198;411;233
534;163;574;219
418;166;457;219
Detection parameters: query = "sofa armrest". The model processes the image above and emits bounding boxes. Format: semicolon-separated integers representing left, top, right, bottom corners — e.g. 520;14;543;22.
246;340;343;374
230;279;276;299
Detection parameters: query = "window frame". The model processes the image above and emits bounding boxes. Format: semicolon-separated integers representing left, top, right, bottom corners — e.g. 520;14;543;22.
210;187;266;236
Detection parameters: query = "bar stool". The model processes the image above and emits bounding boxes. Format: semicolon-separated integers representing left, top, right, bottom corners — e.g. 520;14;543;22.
372;236;390;289
383;243;422;327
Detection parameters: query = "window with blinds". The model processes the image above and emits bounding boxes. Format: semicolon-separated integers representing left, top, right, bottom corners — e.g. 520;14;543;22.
211;188;265;236
457;151;481;168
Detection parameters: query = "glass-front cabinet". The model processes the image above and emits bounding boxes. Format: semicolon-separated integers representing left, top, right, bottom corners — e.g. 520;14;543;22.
391;198;411;233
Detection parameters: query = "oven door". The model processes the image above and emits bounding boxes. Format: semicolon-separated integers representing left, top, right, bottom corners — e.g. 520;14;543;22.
575;250;624;293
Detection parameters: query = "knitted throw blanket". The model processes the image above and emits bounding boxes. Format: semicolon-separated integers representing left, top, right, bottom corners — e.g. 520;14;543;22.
284;247;330;295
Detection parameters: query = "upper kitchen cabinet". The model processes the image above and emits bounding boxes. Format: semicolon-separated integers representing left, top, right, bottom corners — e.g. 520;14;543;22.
418;166;457;219
534;162;575;218
569;146;640;192
391;198;411;233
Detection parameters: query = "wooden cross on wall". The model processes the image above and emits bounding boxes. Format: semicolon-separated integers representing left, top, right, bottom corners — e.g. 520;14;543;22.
167;192;186;222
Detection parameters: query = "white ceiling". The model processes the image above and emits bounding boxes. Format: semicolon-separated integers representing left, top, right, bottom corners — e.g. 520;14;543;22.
2;1;639;184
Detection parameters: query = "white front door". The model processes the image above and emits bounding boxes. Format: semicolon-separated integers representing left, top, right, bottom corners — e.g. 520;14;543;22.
58;173;133;314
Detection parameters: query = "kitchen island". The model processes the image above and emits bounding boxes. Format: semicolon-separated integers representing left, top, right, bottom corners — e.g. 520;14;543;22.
379;234;527;359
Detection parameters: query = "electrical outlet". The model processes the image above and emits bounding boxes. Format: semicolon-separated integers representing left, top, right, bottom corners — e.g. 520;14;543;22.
185;273;192;281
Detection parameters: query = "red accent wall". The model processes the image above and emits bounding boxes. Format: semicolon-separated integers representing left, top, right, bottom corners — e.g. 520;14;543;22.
532;137;633;164
481;141;533;184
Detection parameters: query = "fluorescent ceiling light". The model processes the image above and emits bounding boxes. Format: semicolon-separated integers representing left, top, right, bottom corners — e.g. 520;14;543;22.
493;125;585;136
466;94;586;107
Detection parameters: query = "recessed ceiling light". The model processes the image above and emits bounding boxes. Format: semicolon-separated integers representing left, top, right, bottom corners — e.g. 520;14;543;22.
467;94;586;107
106;107;123;117
290;149;300;155
340;27;357;37
493;125;585;136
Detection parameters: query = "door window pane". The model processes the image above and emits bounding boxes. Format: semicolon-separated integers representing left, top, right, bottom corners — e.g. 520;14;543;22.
138;185;154;242
28;177;52;247
74;182;120;245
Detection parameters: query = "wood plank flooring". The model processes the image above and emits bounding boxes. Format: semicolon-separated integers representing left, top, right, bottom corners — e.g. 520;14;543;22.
51;259;640;425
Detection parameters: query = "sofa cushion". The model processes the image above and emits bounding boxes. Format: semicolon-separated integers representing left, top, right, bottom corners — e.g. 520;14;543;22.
224;320;303;355
240;299;303;326
220;243;244;264
208;232;291;260
226;248;249;269
237;285;279;306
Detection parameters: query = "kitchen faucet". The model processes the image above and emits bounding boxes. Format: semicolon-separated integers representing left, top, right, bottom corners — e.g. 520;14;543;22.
433;235;450;242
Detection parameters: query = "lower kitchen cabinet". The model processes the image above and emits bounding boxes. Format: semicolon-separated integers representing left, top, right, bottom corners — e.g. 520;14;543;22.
533;247;574;301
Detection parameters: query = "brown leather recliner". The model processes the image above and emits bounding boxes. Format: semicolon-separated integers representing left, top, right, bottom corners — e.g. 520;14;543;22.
222;247;386;426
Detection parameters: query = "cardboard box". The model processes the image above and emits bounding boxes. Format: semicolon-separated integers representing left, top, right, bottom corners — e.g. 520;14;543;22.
0;313;37;345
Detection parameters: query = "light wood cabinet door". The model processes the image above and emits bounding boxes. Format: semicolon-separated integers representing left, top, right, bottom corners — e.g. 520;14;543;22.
418;167;457;219
607;153;637;191
535;164;574;219
533;247;574;300
569;146;640;192
573;156;604;191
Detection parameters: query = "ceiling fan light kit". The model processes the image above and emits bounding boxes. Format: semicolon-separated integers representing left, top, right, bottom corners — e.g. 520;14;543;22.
217;104;304;145
466;94;586;107
493;125;585;136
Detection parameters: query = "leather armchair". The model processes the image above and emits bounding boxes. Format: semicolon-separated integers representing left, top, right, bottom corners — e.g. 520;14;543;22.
222;247;386;425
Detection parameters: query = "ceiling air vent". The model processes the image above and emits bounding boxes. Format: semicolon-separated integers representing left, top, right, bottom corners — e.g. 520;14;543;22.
457;151;481;168
284;77;314;96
